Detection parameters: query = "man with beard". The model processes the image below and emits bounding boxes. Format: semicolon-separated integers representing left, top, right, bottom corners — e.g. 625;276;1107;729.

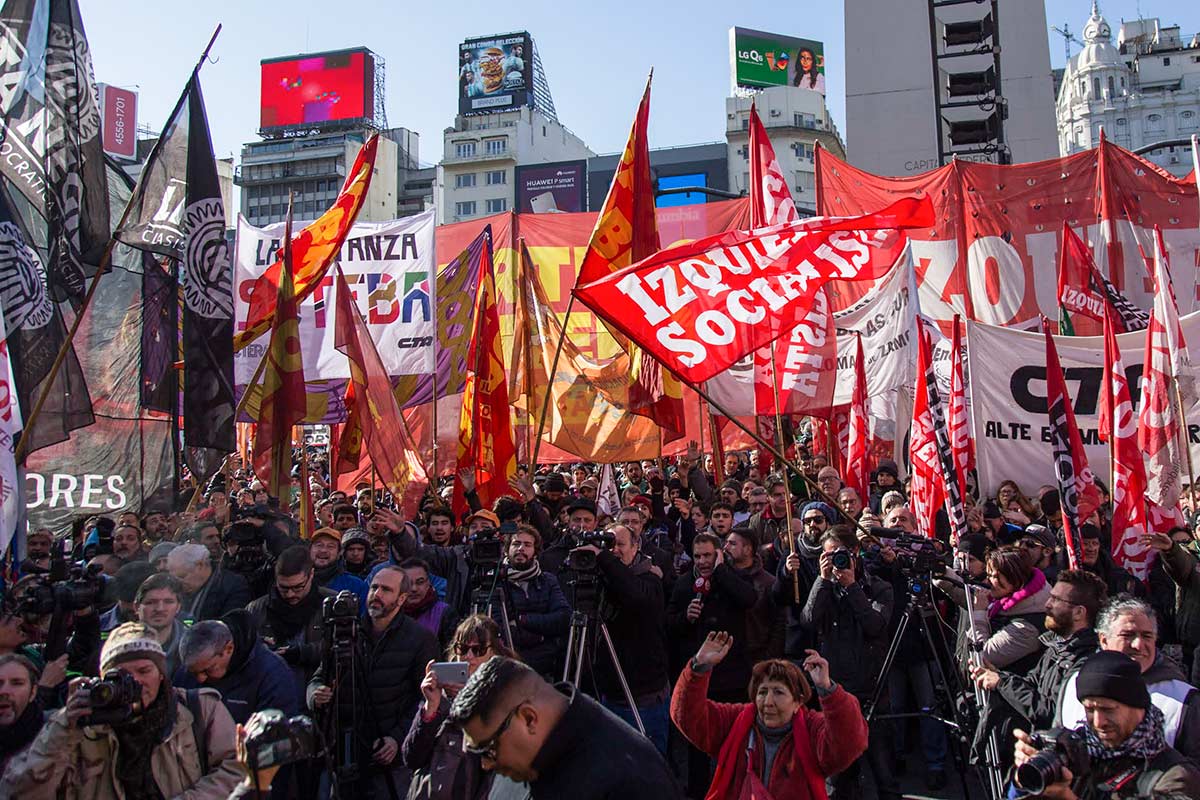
0;654;42;775
754;477;800;575
620;460;649;494
399;557;457;650
500;525;570;678
724;526;782;664
247;546;333;695
19;529;53;575
141;510;170;546
1079;522;1143;597
309;566;438;798
135;573;190;675
0;622;240;797
971;569;1105;730
341;527;374;579
112;524;146;566
309;527;368;606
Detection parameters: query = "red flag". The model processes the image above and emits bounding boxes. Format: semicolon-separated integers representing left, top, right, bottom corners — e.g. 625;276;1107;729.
332;264;428;510
909;321;946;538
947;316;974;511
235;135;379;351
1044;322;1102;568
573;196;933;385
252;204;307;499
577;75;685;436
334;381;364;477
1057;223;1149;336
844;334;869;502
1100;308;1153;581
457;228;518;510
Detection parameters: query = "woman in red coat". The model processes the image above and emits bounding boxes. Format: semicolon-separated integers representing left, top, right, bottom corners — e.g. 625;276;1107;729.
671;631;868;800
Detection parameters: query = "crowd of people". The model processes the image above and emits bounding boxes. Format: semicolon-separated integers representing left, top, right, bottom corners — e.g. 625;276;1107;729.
3;444;1200;800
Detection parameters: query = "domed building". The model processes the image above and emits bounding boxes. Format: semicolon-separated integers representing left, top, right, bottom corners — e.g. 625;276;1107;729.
1055;2;1200;177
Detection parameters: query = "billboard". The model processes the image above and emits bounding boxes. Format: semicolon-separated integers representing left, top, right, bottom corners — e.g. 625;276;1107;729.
98;84;137;160
459;32;533;115
730;27;826;95
260;48;374;131
515;160;586;213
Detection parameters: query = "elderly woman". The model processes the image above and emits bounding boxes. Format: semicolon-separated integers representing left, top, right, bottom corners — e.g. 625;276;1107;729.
403;615;529;800
671;631;868;800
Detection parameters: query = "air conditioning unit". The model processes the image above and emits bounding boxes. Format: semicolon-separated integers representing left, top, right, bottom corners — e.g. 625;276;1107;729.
795;185;806;193
770;109;781;117
1169;155;1180;163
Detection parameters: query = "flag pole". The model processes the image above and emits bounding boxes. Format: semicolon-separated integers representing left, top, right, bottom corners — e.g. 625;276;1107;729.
769;341;801;603
529;293;576;471
13;24;224;466
1176;382;1197;503
430;219;441;483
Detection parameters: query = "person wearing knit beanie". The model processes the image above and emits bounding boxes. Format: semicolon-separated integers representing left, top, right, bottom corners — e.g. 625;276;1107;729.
101;621;167;679
1075;650;1151;712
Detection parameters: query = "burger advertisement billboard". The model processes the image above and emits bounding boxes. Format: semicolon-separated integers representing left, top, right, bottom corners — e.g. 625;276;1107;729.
459;32;534;115
515;160;587;214
729;27;826;95
260;48;374;132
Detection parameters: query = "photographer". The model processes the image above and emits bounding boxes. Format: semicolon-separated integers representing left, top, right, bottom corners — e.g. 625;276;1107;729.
448;655;680;799
540;498;599;576
498;525;570;678
168;542;253;622
0;622;240;797
308;566;439;798
799;529;899;799
1013;651;1200;799
247;546;332;693
969;546;1052;675
0;654;43;774
221;519;278;598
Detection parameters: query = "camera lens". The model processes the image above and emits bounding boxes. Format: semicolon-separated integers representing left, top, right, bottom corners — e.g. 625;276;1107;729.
1015;751;1064;795
832;550;851;570
90;681;114;705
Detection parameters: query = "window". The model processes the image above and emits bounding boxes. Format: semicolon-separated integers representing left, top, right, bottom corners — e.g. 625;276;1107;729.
795;142;815;162
485;139;506;155
794;171;815;194
455;201;476;217
1093;77;1101;97
1079;79;1086;96
455;173;476;188
1181;110;1198;130
1163;57;1171;66
486;198;507;214
1116;117;1127;126
1107;76;1115;96
741;116;750;130
1146;113;1165;133
486;170;506;185
455;141;476;158
794;112;816;129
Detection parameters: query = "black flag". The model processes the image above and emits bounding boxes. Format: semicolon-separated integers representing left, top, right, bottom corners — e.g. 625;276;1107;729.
114;73;234;483
0;0;111;303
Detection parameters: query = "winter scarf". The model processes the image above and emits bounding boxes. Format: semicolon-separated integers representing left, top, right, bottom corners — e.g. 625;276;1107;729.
1083;703;1168;763
706;704;826;800
112;683;172;800
264;583;323;642
506;558;543;586
754;718;794;785
0;695;43;760
404;585;440;615
988;568;1046;619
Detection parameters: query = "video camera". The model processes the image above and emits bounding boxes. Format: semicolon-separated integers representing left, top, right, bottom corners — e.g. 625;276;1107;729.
1014;728;1090;795
243;709;319;770
864;529;953;577
17;540;105;659
565;529;616;573
222;519;272;574
80;669;144;727
321;590;360;661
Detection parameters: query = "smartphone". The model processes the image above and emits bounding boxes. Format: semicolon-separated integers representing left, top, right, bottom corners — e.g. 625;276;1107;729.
431;661;469;686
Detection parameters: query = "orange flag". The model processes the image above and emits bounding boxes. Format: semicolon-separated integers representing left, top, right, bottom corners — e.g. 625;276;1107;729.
252;204;307;500
576;73;685;437
457;228;517;509
333;264;428;508
235;135;379;351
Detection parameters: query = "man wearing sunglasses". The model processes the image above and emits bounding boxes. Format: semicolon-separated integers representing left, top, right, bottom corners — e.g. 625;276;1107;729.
448;655;681;799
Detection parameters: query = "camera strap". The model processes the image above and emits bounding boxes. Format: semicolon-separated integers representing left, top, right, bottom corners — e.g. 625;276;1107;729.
183;689;209;775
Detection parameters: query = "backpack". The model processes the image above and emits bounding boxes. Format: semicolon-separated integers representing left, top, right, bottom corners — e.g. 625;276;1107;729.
182;688;209;775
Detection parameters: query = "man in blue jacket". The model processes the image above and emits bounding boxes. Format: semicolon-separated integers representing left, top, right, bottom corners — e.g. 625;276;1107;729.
309;527;368;607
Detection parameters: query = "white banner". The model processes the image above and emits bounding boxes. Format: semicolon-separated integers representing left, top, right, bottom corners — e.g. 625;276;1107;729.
233;209;436;385
969;314;1200;497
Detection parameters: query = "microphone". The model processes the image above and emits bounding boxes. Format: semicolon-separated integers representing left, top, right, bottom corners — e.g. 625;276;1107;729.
692;576;711;605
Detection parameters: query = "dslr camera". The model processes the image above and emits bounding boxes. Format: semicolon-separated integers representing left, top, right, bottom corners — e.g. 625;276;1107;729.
1014;728;1091;795
243;709;318;770
81;669;144;726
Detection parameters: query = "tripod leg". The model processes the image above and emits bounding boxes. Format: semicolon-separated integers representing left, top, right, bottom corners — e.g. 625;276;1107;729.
598;621;645;737
562;618;578;683
866;605;912;721
573;629;587;687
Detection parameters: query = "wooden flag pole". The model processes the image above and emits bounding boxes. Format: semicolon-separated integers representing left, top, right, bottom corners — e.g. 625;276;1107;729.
769;340;801;603
1176;381;1198;502
529;293;577;471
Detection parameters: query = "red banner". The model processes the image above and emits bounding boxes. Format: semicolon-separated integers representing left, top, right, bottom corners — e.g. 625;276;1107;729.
947;316;973;514
816;140;1200;332
844;334;869;502
573;197;932;385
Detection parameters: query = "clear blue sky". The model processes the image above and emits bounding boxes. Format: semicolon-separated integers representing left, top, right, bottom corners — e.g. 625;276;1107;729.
80;1;1200;166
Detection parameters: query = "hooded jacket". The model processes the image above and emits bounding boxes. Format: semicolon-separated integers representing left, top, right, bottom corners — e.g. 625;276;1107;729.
995;627;1099;729
175;609;301;724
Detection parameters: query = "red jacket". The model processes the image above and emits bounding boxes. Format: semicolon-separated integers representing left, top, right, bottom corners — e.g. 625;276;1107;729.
670;664;868;800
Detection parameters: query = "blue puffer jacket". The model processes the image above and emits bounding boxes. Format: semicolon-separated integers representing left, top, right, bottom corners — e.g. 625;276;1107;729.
175;609;302;723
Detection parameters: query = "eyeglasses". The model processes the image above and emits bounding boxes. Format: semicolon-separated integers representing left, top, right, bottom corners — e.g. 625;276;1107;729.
457;643;489;658
277;574;312;596
464;698;529;760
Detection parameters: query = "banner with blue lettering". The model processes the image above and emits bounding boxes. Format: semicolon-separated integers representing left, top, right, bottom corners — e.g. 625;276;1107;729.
233;209;436;388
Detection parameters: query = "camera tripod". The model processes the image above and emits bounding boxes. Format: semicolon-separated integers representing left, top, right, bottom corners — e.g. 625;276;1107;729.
561;575;644;736
864;572;976;800
470;563;515;650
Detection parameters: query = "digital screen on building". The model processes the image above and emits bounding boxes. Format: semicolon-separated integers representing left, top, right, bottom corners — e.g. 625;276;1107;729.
260;48;374;131
515;160;587;213
656;173;708;208
730;27;826;95
459;32;534;115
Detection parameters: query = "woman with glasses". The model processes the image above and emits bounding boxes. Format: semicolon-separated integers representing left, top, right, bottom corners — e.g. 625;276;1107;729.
403;615;530;800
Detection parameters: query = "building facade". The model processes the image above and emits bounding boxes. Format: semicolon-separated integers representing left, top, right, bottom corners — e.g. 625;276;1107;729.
725;86;846;215
587;142;730;211
437;105;593;223
1056;3;1200;178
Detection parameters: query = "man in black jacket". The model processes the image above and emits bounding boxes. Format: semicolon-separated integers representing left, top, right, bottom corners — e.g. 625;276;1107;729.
247;546;333;695
449;655;682;800
572;523;671;757
500;525;570;678
310;565;438;799
167;542;252;622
